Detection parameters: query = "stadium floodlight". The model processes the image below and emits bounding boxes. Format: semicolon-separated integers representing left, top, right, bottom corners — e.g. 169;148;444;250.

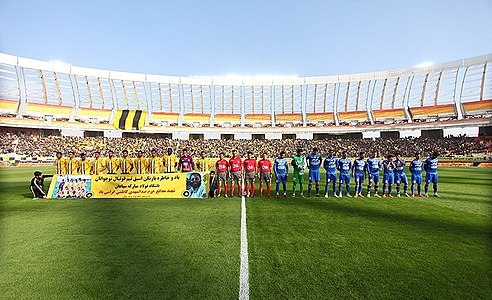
412;62;434;68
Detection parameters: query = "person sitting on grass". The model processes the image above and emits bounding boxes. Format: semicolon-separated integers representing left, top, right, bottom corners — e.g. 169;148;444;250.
30;171;53;199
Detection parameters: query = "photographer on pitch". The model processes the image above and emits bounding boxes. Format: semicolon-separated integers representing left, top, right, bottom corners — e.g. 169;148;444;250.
30;171;53;199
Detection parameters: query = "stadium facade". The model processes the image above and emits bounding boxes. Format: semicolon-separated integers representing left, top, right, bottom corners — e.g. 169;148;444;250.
0;52;491;140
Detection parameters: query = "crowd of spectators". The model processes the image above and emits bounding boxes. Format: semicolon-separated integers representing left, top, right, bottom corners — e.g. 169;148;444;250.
1;132;491;159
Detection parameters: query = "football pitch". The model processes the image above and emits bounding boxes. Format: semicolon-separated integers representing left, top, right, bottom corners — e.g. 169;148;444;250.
0;167;491;299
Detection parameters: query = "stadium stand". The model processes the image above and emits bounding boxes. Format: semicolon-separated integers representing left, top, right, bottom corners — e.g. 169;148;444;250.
462;99;492;117
409;104;457;120
0;52;490;136
0;133;490;161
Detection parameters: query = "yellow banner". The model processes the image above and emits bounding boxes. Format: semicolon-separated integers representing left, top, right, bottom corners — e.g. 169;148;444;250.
47;173;208;199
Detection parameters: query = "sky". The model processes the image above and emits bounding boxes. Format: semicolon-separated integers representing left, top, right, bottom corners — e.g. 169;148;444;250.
0;0;491;77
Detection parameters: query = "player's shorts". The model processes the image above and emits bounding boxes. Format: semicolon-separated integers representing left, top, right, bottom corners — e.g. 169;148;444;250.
355;173;365;184
383;173;394;184
217;172;228;182
325;173;337;183
276;174;287;184
308;169;320;182
411;174;422;185
245;172;255;181
369;172;380;183
260;172;271;182
395;172;408;184
231;171;242;181
339;173;350;184
425;173;438;184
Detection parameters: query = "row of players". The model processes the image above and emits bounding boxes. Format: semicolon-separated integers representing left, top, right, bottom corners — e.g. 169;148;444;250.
53;147;440;198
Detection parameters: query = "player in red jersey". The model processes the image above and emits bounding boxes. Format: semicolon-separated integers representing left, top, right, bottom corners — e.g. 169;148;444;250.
215;152;229;197
229;149;243;197
257;152;273;197
243;151;257;197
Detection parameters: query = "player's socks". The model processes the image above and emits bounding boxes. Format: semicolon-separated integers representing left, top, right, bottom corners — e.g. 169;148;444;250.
315;183;320;196
417;185;421;195
259;185;263;197
267;185;271;197
396;185;400;195
325;193;329;198
308;183;312;196
410;183;414;195
382;184;387;196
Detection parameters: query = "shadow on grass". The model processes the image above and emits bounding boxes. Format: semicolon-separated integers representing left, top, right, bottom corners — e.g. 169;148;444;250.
280;198;491;239
70;199;237;299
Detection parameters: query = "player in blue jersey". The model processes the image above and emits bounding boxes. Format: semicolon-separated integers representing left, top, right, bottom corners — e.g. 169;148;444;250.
352;151;367;198
323;149;338;198
409;151;424;197
424;151;440;197
274;151;289;198
366;150;382;198
306;147;322;197
394;152;410;197
382;154;395;197
337;151;352;197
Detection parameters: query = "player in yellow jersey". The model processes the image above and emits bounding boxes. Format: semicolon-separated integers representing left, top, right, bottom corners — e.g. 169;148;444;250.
91;151;106;175
54;151;66;175
195;151;212;173
105;150;119;174
162;148;178;173
133;150;147;174
65;151;79;175
147;149;162;174
78;153;93;175
119;150;134;174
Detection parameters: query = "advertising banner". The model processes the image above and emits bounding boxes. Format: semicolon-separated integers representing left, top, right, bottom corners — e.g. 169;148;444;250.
47;172;207;199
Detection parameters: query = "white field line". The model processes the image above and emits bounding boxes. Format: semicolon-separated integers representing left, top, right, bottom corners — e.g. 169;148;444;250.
239;195;250;300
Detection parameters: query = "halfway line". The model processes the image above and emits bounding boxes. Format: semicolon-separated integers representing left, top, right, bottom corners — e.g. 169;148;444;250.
239;195;250;300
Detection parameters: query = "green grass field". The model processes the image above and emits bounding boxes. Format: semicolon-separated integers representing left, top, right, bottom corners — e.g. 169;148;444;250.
1;167;491;299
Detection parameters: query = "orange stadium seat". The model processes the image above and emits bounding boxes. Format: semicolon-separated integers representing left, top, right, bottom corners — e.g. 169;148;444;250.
372;108;406;120
151;112;179;122
275;113;302;122
462;99;492;115
0;99;19;114
214;114;241;123
307;113;334;123
338;111;369;122
24;102;73;118
78;108;112;120
410;104;456;117
245;114;271;123
183;113;210;123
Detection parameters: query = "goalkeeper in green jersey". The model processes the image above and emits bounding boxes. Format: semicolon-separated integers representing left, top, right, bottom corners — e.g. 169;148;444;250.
291;148;307;197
